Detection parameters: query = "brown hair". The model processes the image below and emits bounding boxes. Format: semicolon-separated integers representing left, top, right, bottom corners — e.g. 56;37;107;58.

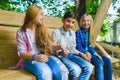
63;11;76;19
35;23;53;56
79;13;95;47
21;5;53;56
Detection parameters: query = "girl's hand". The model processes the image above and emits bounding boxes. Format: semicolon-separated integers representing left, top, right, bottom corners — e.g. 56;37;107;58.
86;52;91;59
96;54;103;61
35;54;48;62
80;53;91;62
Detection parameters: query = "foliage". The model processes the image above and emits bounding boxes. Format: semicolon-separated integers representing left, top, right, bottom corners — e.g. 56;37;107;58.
0;0;119;39
86;0;100;18
99;20;109;36
0;0;75;18
86;0;109;37
114;45;120;48
112;0;120;10
114;15;120;23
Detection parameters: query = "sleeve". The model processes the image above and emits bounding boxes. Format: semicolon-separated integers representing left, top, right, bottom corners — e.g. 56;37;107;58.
16;30;27;56
88;46;97;55
75;30;88;53
51;30;59;44
68;32;80;54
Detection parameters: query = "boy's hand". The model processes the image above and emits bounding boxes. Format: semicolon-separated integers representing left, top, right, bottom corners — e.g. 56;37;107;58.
59;46;68;57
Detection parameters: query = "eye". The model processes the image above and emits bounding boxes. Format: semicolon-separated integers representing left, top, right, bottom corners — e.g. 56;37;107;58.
72;21;75;24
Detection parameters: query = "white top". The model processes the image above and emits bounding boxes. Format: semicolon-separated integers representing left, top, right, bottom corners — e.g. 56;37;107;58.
28;30;40;55
52;27;81;54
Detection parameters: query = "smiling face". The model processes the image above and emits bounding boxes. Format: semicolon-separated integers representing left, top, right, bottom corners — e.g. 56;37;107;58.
80;14;93;32
62;18;76;31
82;16;91;31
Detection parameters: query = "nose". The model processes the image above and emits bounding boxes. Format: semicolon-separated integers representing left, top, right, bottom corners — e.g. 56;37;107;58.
69;22;74;27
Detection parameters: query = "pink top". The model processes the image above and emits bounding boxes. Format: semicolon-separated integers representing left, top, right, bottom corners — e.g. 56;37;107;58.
15;28;33;68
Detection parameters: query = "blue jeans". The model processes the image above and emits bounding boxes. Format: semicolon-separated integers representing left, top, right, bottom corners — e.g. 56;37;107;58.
59;53;93;80
91;54;112;80
23;56;68;80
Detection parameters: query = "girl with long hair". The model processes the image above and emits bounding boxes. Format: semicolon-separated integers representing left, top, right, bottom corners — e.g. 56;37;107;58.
16;5;68;80
76;13;112;80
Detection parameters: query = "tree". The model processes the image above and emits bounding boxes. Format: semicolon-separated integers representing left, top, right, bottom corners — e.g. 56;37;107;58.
0;0;75;18
75;0;86;26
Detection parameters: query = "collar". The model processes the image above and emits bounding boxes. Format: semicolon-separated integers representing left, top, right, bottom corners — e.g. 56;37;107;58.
80;27;86;31
60;27;72;36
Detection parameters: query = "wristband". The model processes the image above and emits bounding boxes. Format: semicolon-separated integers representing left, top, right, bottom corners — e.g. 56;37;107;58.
86;52;90;54
93;52;97;56
32;54;37;60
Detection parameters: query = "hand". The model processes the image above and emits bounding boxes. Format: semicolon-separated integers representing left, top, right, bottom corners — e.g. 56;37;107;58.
79;53;91;62
86;52;91;59
35;54;48;62
57;45;68;57
96;54;103;61
61;48;68;57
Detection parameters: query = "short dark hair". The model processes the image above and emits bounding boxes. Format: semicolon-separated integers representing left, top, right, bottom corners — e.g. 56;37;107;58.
63;12;76;19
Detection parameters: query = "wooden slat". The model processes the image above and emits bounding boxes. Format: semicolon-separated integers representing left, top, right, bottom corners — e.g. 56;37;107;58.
0;10;79;30
0;26;17;44
0;69;36;80
98;42;120;54
0;45;17;54
0;10;25;26
0;44;19;68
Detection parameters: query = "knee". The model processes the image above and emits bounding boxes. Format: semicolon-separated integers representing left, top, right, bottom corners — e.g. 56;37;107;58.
70;66;81;77
104;57;111;65
82;63;93;75
94;59;104;67
36;68;52;80
103;57;112;70
60;65;69;74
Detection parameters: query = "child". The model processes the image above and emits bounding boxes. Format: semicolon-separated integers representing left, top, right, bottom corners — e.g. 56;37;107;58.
52;12;93;80
76;13;112;80
13;5;69;80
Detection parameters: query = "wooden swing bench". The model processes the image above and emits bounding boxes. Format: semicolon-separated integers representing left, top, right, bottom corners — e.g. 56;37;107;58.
0;9;119;80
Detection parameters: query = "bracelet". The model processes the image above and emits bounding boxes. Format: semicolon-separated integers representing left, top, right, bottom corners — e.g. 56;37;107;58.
32;54;37;60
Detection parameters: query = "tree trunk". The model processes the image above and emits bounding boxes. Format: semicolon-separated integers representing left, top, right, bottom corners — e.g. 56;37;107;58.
75;0;86;27
93;0;112;41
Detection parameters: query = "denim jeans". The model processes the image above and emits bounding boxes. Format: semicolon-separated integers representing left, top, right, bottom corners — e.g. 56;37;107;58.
91;54;112;80
59;53;93;80
23;56;68;80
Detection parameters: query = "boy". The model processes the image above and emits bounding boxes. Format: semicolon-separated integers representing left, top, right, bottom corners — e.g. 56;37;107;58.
52;12;93;80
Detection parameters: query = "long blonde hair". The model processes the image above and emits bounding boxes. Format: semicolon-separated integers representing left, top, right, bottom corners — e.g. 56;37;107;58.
79;13;95;47
21;5;53;56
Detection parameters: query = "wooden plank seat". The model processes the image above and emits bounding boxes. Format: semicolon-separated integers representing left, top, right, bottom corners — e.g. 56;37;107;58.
0;9;119;80
0;69;36;80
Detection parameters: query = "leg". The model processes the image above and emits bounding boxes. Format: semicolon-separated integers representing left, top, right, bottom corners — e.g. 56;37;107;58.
47;56;69;80
100;55;112;80
91;55;104;80
23;60;52;80
67;54;93;80
59;56;81;80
